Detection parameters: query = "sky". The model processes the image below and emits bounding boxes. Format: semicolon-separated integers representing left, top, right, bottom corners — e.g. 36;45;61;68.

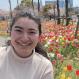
0;0;79;11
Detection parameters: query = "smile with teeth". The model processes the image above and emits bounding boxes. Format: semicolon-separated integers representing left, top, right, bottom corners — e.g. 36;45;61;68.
16;42;32;46
22;44;28;46
21;43;31;46
21;43;32;46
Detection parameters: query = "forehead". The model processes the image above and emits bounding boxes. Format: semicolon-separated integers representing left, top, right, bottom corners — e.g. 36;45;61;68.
13;17;38;29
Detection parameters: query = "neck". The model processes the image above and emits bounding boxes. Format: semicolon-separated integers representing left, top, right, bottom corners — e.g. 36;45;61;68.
11;45;33;58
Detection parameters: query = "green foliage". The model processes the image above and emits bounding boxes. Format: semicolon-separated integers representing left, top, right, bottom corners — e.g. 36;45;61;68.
21;0;32;7
43;4;52;13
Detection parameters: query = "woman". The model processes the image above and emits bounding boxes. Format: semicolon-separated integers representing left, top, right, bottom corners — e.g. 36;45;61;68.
0;12;54;79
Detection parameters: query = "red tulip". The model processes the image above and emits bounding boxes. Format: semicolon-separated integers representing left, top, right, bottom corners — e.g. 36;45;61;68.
52;60;56;65
67;65;73;71
55;50;60;55
48;47;53;52
76;70;79;76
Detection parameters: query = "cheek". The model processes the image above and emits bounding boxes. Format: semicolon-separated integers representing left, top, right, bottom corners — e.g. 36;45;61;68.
11;31;20;39
11;31;16;37
10;31;19;43
32;35;39;42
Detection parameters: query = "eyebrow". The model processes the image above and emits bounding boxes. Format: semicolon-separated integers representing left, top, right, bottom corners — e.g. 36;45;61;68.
14;26;23;30
14;26;38;31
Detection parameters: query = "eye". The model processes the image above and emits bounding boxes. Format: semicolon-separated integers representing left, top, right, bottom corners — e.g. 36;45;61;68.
28;31;37;34
15;29;22;33
30;32;36;34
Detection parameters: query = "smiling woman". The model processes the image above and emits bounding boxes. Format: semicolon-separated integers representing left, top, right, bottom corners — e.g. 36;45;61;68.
0;11;54;79
10;16;40;58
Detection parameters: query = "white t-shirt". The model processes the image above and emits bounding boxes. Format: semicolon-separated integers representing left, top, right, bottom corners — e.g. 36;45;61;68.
0;46;54;79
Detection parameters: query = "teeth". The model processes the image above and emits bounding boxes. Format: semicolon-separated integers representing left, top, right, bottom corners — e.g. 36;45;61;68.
21;43;31;46
21;44;28;46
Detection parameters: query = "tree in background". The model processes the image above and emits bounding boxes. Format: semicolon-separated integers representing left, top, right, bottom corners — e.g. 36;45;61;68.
20;0;32;8
53;4;56;20
42;4;53;19
57;0;60;24
32;0;34;10
38;0;40;12
8;0;13;19
65;0;69;26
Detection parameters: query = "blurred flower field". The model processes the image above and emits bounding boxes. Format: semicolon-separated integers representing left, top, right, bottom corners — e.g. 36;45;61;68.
40;21;79;79
55;59;79;79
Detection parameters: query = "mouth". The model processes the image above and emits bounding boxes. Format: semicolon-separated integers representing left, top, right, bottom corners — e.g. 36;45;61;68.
16;42;32;47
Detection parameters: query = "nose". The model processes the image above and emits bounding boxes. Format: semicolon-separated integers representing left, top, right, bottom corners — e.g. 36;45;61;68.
21;33;30;42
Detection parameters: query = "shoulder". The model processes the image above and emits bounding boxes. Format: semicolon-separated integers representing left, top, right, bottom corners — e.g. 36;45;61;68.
0;46;7;53
0;46;7;58
34;52;52;67
34;52;54;79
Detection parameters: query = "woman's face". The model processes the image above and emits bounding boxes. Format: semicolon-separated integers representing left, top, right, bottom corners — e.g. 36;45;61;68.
11;17;39;58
